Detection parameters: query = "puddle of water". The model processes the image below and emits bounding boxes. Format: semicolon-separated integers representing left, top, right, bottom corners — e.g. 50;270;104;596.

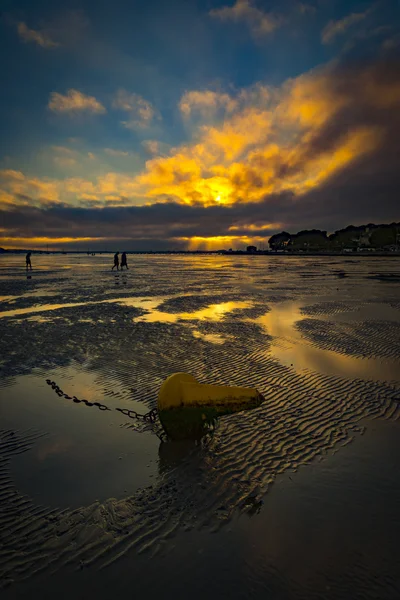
23;290;58;298
114;297;166;311
0;293;251;324
25;315;59;323
333;303;400;323
1;366;159;508
135;301;252;324
257;301;400;382
0;300;93;318
192;330;228;344
0;296;165;319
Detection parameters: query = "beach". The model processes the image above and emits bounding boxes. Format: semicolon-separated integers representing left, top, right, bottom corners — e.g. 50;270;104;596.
1;253;400;599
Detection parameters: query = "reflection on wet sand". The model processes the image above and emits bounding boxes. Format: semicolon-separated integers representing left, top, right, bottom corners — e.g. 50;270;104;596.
0;300;96;318
258;302;400;382
0;297;252;332
135;300;252;323
1;254;400;598
0;296;164;319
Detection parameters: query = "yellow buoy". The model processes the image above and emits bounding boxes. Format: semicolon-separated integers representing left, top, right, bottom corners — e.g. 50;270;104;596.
157;372;265;440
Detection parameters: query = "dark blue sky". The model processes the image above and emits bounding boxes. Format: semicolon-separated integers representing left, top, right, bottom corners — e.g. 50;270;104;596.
0;0;399;249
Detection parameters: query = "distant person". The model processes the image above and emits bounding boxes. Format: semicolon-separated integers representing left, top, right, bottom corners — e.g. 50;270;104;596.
26;251;32;271
121;252;128;270
112;252;120;271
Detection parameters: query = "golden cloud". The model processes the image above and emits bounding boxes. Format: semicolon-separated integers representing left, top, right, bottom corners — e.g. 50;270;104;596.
0;170;61;206
0;236;106;250
132;64;388;206
179;90;237;119
1;59;397;216
48;89;106;114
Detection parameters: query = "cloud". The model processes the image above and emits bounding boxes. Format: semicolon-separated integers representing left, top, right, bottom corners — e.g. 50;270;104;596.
17;21;59;48
48;89;106;115
210;0;281;39
53;156;77;168
2;54;400;249
0;169;61;206
382;34;400;52
104;148;130;157
0;200;286;250
133;57;400;207
112;89;158;130
297;3;316;15
322;9;370;44
179;90;237;119
141;140;170;156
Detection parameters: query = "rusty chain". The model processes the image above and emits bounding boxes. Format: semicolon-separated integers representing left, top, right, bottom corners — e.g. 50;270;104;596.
115;406;158;423
45;379;158;426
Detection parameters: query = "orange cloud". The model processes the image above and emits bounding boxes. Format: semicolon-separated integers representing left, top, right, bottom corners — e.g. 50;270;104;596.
0;170;61;206
0;236;107;250
132;65;387;206
48;89;106;114
228;223;282;232
130;74;381;205
179;90;237;119
1;59;396;215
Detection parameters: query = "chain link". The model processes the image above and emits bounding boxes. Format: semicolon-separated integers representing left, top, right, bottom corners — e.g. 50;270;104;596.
45;379;158;423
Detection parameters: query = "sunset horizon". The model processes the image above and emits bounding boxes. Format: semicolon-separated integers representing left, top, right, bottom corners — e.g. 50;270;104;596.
1;0;399;250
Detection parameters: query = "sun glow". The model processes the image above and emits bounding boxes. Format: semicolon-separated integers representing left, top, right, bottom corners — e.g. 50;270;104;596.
177;235;267;251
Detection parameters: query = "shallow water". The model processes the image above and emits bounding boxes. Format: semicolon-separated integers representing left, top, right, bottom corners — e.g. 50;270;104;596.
258;301;400;381
1;253;400;598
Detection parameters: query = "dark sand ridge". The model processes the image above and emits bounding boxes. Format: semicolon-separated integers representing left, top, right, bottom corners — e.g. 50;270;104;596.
0;254;400;595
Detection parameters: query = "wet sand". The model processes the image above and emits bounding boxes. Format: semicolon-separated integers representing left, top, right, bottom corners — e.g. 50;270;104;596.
1;254;400;598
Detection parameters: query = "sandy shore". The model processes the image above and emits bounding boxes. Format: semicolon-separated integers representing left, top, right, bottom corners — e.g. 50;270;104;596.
1;254;399;598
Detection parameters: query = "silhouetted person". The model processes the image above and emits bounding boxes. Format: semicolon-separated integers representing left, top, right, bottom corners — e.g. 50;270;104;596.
121;252;128;270
112;252;119;271
26;252;32;271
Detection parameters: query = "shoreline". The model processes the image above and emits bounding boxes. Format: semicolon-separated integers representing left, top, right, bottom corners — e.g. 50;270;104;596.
1;250;400;257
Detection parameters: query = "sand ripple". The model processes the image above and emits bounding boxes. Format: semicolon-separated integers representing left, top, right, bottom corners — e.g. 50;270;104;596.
297;319;400;360
1;255;400;589
1;352;400;585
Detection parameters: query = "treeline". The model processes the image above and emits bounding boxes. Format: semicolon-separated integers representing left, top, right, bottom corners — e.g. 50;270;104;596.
268;222;400;251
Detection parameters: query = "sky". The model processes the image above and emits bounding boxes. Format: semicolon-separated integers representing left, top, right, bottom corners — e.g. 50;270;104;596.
0;0;399;250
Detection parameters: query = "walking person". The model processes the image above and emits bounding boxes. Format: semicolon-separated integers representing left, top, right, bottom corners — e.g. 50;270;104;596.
112;252;120;271
26;251;32;271
121;252;128;270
